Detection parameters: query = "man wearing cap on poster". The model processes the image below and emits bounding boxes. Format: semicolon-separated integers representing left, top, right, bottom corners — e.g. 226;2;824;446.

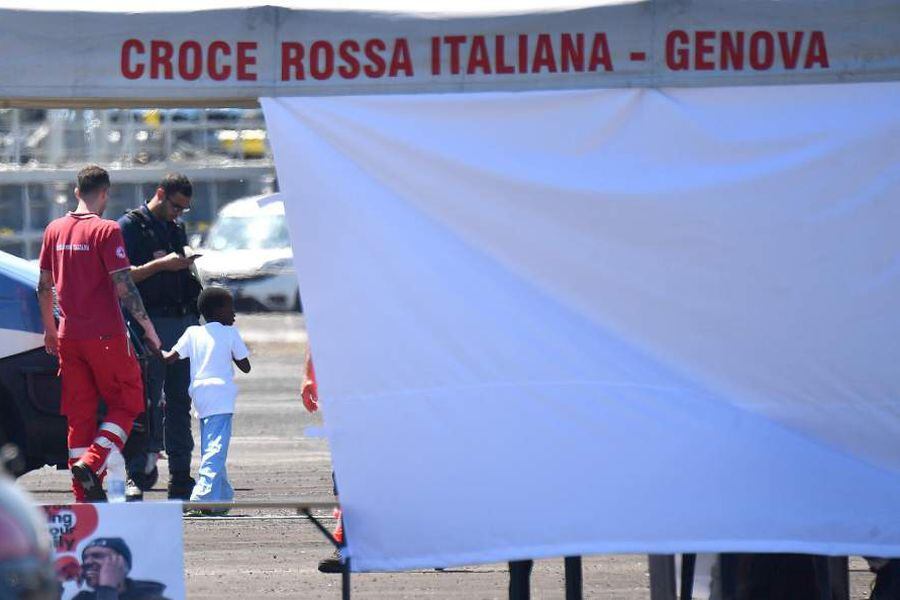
38;166;162;503
74;537;169;600
118;174;203;500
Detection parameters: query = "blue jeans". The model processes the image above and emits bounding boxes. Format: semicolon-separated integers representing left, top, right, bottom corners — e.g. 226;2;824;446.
190;413;234;502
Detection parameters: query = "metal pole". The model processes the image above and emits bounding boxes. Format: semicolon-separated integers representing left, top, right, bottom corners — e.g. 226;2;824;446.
12;109;20;164
564;556;583;600
649;555;677;600
297;508;341;548
21;185;31;258
342;558;351;600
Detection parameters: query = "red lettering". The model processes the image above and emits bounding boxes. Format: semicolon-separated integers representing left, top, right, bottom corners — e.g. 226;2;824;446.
495;36;514;74
309;41;334;80
694;30;715;70
208;41;232;81
588;33;613;72
236;41;257;81
431;36;441;75
720;31;744;70
150;40;174;80
518;34;528;73
389;38;413;77
805;31;829;68
364;39;386;77
666;30;690;71
749;31;774;70
339;40;361;79
467;35;491;75
177;41;202;80
778;31;803;69
561;33;584;72
121;39;144;79
532;34;557;73
444;36;466;75
281;42;304;80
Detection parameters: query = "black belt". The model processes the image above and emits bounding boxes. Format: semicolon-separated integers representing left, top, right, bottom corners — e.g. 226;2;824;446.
147;305;195;318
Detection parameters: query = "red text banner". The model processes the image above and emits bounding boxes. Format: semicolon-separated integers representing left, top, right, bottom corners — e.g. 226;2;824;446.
0;2;896;104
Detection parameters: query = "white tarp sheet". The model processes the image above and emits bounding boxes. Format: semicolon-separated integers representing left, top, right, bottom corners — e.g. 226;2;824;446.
262;81;900;571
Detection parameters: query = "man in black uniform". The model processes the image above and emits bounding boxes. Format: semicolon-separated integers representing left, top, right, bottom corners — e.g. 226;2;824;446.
118;174;202;500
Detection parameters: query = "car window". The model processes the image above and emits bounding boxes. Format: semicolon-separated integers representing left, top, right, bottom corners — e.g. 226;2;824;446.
205;215;289;250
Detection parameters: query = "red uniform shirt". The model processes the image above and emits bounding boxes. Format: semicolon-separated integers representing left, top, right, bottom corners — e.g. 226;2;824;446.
38;213;131;340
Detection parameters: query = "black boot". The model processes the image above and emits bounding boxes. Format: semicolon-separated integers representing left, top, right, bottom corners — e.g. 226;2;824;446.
318;549;344;574
167;471;195;500
71;462;107;503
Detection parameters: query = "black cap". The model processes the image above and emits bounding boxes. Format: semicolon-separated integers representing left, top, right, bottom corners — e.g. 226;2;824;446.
83;537;132;570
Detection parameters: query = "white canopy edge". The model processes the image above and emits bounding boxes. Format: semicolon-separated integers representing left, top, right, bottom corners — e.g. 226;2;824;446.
0;0;622;14
1;1;899;106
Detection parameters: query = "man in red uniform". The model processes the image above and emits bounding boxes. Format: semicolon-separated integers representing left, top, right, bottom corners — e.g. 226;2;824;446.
37;165;162;502
301;352;346;573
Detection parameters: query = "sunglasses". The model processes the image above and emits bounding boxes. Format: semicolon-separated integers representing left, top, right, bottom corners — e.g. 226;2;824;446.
166;196;191;214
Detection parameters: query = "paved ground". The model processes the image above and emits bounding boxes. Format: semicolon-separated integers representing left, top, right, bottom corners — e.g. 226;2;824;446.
18;314;877;599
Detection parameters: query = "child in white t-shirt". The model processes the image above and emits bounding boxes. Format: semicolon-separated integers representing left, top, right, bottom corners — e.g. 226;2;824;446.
163;287;250;510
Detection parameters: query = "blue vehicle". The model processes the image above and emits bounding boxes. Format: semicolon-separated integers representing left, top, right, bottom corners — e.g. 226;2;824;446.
0;250;156;484
0;250;65;475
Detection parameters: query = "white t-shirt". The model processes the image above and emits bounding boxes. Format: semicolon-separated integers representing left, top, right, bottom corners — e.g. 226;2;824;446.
171;322;250;418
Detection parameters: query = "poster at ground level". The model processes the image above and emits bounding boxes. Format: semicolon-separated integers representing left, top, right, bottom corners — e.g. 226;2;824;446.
43;502;184;600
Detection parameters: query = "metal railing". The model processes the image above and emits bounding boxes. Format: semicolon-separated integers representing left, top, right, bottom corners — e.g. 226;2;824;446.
0;108;272;168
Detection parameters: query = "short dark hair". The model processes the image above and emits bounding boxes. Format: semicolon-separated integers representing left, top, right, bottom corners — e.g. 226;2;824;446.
76;165;110;197
198;286;232;321
159;173;192;198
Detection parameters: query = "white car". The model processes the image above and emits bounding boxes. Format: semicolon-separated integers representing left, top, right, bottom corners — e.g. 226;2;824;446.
194;193;301;312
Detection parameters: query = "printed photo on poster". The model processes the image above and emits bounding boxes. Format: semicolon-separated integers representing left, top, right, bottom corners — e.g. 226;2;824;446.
43;502;184;600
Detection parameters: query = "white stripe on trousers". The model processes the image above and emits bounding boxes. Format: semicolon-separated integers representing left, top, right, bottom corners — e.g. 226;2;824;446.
99;422;127;444
94;436;115;449
68;447;89;459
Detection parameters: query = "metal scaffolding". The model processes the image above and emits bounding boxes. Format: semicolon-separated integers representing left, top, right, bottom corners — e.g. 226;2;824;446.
0;108;275;259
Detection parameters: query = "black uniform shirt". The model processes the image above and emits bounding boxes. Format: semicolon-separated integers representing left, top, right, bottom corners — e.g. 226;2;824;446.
117;203;198;313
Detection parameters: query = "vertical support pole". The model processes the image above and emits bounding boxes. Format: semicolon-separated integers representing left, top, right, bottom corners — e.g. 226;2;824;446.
342;558;351;600
649;555;677;600
163;109;173;161
680;553;696;600
340;509;350;600
300;508;348;598
201;109;209;155
564;556;583;600
12;109;20;164
509;559;533;600
21;184;30;259
99;110;111;163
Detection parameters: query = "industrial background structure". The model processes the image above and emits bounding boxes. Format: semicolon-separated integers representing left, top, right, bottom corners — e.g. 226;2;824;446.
0;108;275;259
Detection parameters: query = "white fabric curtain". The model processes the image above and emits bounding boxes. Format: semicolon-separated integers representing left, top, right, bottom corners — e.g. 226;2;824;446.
262;82;900;571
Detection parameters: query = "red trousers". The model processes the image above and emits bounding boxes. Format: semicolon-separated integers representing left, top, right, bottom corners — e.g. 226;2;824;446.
58;335;144;502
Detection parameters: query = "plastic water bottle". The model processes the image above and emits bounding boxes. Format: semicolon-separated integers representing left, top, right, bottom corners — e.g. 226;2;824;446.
106;448;126;503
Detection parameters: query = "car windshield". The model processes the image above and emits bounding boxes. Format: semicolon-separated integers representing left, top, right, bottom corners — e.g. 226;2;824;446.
205;214;289;251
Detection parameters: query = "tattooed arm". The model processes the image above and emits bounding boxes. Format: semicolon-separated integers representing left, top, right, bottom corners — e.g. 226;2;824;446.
110;268;162;354
36;270;59;355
